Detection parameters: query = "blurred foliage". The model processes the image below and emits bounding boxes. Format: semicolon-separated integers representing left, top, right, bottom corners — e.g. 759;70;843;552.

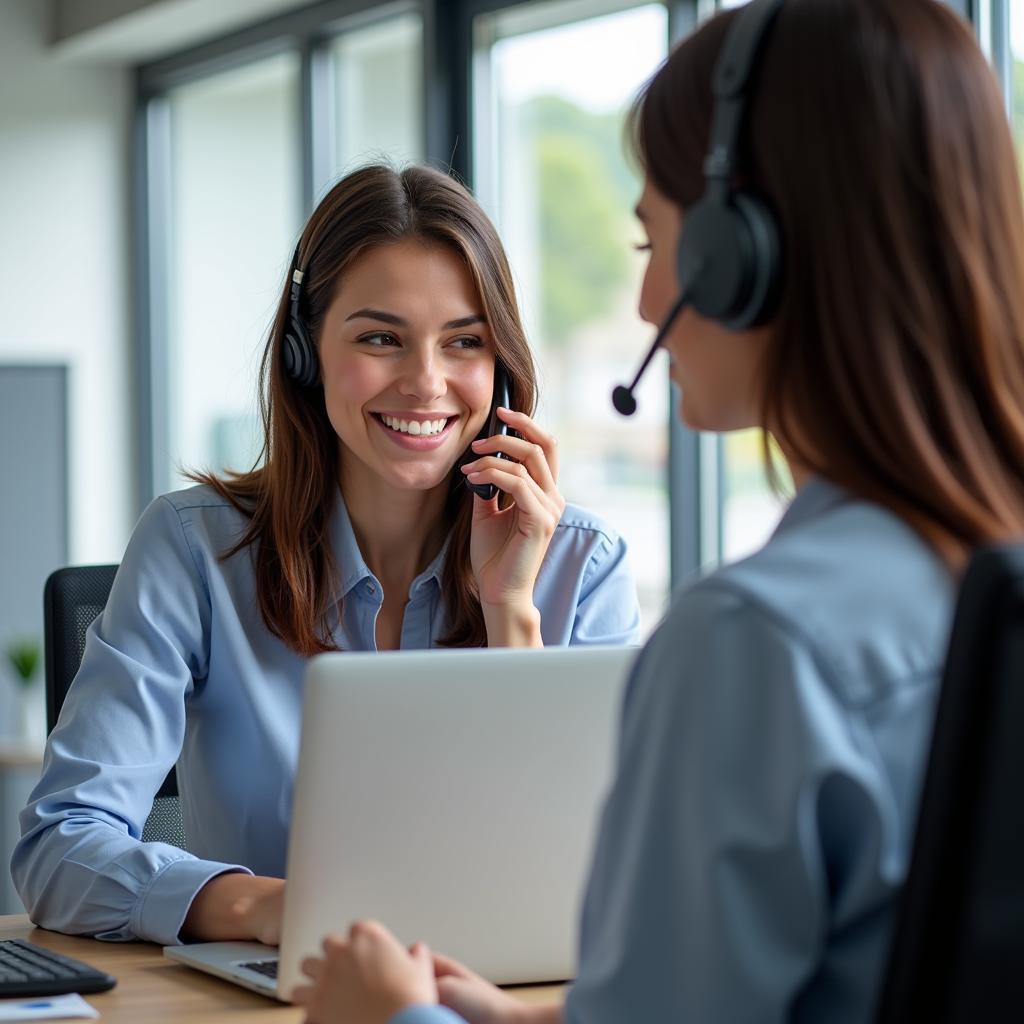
522;95;639;343
6;638;41;688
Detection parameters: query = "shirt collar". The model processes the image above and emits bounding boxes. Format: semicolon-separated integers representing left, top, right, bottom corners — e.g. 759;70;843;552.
329;488;451;600
771;475;850;540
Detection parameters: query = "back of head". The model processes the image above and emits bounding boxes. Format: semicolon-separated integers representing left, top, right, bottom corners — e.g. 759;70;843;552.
634;0;1024;564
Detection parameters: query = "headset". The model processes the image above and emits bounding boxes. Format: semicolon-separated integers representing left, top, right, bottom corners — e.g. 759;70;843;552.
282;241;320;388
612;0;785;417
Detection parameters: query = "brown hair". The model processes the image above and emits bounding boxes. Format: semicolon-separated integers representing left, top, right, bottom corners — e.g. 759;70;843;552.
631;0;1024;566
192;164;536;654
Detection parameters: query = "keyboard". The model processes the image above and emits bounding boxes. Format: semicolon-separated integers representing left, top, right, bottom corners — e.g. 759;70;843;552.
0;939;117;997
238;958;279;979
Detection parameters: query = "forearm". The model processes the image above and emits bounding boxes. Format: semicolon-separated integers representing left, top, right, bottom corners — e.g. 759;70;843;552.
181;873;284;942
482;602;543;647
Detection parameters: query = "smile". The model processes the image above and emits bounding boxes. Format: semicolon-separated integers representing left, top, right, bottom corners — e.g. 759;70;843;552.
370;412;458;450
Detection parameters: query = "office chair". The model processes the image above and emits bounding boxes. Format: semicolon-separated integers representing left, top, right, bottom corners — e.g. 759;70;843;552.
44;565;187;850
875;544;1024;1022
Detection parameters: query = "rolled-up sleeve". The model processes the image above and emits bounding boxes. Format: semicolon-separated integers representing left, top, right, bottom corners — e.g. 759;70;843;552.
565;582;898;1023
11;496;250;944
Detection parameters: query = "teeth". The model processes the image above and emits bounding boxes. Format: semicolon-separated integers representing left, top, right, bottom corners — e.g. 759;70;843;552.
380;415;448;436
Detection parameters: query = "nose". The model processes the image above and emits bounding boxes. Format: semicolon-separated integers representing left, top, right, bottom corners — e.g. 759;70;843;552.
397;348;446;402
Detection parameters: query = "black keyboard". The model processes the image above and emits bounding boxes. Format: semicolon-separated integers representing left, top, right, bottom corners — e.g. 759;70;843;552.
238;958;279;979
0;939;117;997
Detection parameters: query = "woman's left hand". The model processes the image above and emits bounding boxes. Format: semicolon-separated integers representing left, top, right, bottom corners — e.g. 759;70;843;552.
292;920;437;1024
461;408;566;642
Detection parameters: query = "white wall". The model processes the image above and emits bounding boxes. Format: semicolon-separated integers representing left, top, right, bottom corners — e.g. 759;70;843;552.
0;0;133;564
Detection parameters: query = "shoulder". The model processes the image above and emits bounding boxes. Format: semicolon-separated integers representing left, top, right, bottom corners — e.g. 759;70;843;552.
671;490;955;707
553;501;626;550
132;484;252;564
545;501;632;583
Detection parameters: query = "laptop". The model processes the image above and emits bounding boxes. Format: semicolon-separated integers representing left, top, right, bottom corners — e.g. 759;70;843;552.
164;644;638;1001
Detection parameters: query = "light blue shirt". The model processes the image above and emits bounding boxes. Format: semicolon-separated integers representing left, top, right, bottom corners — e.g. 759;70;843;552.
11;485;640;946
397;477;955;1024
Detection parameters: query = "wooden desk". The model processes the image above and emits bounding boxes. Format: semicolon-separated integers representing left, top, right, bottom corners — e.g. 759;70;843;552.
0;914;562;1022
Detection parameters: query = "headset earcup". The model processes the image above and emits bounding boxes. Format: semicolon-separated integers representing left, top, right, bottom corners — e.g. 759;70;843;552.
728;192;782;329
677;192;782;330
283;320;319;388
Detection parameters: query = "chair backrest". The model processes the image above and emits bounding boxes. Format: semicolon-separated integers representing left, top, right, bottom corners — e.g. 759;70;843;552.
876;544;1024;1022
44;565;187;850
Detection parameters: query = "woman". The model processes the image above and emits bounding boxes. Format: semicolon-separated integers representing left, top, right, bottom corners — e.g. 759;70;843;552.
292;1;1024;1021
12;164;641;946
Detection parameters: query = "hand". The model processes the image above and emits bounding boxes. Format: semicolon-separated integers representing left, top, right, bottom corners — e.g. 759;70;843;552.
433;951;533;1024
181;874;285;944
461;408;566;638
292;920;437;1024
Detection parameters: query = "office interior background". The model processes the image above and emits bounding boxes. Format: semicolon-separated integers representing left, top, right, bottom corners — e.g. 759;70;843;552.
0;0;1008;910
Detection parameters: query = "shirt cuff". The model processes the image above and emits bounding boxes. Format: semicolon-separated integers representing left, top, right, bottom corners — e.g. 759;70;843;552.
134;857;253;946
390;1005;467;1024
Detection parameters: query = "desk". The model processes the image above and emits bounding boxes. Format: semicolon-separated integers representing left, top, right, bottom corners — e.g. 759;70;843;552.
0;915;563;1022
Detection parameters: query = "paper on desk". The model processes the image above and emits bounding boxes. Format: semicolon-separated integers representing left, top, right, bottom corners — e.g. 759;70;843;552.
0;994;98;1021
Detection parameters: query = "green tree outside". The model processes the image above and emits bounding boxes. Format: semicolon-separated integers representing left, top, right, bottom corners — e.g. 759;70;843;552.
521;95;639;344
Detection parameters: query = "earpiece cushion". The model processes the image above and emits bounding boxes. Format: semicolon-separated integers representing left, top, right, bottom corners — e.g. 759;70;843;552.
283;320;319;388
677;191;781;330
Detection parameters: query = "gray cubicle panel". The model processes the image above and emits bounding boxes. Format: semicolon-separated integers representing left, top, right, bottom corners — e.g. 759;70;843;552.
0;364;68;912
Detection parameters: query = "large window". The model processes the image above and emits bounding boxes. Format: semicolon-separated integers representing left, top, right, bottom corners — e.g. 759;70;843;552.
473;1;670;632
328;13;423;181
166;53;302;489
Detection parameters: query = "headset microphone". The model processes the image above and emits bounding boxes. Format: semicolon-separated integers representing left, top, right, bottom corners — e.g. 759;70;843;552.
611;291;690;416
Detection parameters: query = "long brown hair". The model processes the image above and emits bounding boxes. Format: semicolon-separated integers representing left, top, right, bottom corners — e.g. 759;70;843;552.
632;0;1024;566
192;164;536;654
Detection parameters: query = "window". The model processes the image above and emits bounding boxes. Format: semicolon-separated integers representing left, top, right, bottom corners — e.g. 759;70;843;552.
327;13;423;180
165;53;302;489
473;1;670;633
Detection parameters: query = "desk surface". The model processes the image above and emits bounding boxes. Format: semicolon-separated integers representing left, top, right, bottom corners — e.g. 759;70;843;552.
0;915;563;1022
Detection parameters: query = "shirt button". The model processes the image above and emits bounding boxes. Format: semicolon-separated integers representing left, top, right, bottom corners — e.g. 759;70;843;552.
366;582;376;595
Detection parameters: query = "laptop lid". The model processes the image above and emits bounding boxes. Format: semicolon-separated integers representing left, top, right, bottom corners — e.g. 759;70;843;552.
276;645;637;1000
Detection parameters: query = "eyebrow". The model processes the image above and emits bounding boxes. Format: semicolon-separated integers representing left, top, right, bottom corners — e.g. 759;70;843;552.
345;308;487;330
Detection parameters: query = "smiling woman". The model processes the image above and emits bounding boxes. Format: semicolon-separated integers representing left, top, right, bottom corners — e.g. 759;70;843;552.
10;164;642;950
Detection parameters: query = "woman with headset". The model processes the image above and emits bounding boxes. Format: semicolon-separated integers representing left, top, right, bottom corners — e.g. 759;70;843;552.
12;165;641;946
291;0;1024;1021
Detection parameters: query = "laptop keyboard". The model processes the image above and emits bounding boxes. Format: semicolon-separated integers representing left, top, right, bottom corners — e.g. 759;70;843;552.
238;958;279;979
0;939;117;997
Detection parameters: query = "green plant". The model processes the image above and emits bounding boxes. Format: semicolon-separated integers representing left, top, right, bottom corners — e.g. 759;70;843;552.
6;639;41;689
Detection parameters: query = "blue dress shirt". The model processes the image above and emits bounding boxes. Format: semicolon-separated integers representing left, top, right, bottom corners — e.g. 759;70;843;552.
395;477;955;1023
11;485;640;946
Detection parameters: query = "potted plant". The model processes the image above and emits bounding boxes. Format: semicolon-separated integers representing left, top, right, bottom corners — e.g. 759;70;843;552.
6;638;43;744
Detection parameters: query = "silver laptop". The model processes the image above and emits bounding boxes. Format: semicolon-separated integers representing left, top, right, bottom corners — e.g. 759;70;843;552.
165;645;638;1001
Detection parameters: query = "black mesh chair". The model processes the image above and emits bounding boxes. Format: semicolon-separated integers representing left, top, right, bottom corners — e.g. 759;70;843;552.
44;565;187;850
876;545;1024;1022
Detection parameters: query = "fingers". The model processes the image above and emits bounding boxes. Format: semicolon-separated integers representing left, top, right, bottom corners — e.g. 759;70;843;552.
431;951;480;980
300;955;326;981
463;461;564;529
468;436;556;496
471;409;560;487
497;408;559;481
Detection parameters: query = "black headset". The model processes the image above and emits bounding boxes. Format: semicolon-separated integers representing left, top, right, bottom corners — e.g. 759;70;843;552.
612;0;785;416
282;241;320;388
